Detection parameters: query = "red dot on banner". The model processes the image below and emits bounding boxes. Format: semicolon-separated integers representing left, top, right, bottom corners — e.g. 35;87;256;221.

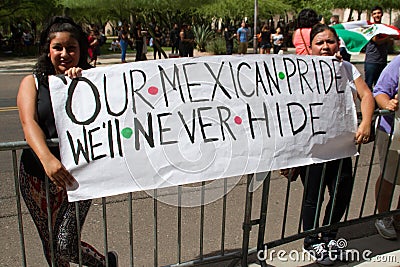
234;116;242;125
148;86;158;95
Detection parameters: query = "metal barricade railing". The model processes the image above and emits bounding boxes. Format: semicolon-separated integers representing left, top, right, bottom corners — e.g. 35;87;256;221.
0;138;246;266
1;110;399;266
241;109;400;266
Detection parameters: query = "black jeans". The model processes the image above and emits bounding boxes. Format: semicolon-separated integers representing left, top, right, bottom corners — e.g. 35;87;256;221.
172;41;179;54
364;62;386;90
300;158;354;245
135;40;143;62
226;43;233;55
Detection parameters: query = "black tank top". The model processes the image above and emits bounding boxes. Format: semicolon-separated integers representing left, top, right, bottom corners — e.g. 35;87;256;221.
20;75;60;179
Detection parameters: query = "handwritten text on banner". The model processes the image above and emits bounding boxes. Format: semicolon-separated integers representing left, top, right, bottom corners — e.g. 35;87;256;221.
49;54;357;201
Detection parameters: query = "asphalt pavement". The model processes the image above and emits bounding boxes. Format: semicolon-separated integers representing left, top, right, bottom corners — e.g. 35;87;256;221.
1;47;397;73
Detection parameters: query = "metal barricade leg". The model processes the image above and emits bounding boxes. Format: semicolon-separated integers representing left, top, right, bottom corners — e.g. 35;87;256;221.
241;174;254;267
256;173;271;267
45;176;56;267
12;150;27;267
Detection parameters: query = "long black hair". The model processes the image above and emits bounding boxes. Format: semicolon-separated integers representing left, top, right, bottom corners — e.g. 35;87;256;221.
296;8;319;29
34;16;91;83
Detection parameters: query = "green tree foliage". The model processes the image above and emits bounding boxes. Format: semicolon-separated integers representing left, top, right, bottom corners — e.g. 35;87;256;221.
331;0;400;21
197;0;292;22
59;0;215;34
206;36;229;55
334;0;400;11
6;0;399;48
0;0;61;33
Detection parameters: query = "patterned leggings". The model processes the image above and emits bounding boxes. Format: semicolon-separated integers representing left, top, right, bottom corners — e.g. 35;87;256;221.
19;163;106;266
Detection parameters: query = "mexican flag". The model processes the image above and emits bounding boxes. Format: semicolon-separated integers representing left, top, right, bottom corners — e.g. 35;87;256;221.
332;20;400;54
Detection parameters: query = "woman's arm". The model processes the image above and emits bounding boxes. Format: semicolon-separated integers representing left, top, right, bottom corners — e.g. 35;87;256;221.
373;55;400;112
375;93;398;111
354;76;375;144
17;75;76;188
90;37;98;47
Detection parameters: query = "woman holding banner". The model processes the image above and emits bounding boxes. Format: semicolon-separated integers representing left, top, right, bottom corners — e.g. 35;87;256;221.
297;23;374;265
17;16;118;267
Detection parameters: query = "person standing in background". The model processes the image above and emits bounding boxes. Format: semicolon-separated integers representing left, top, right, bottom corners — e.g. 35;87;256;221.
259;24;272;54
119;29;128;63
141;27;148;61
179;24;188;57
170;23;180;54
179;24;195;57
224;26;236;55
134;21;144;62
153;25;162;59
272;27;284;54
237;21;249;55
87;29;99;66
364;5;393;90
185;24;195;57
22;28;34;55
292;8;319;55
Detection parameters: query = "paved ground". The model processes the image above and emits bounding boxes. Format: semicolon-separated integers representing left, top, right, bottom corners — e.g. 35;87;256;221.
1;47;397;73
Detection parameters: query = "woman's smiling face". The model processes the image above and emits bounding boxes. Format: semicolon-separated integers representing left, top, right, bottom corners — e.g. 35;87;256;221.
48;32;80;74
311;29;339;56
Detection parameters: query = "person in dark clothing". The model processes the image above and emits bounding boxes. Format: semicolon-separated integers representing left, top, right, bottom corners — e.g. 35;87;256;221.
297;23;374;265
134;21;144;62
259;24;272;54
179;24;188;57
185;24;195;57
224;26;236;55
153;25;162;59
17;16;118;267
170;23;180;54
364;6;393;90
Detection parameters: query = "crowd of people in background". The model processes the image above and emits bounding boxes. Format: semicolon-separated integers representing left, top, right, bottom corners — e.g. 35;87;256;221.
0;23;35;56
0;15;339;62
1;9;398;62
3;12;394;63
101;20;196;63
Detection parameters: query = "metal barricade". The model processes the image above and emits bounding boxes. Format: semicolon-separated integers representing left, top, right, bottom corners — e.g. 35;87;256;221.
1;110;400;266
241;109;400;266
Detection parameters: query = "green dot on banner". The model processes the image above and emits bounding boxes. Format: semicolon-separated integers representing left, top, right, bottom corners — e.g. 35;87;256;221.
279;72;285;80
121;127;133;139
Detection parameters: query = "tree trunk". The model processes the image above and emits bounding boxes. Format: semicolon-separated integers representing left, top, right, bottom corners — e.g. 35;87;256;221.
347;8;353;22
357;10;362;21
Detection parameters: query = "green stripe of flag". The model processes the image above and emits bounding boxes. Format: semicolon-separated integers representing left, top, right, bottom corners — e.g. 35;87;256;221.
332;24;345;30
335;29;370;53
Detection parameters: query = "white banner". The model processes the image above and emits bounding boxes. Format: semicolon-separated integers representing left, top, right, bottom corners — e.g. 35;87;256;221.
49;54;358;201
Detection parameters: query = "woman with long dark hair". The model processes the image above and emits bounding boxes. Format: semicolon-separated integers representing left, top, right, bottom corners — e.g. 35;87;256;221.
292;8;320;55
17;16;118;267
